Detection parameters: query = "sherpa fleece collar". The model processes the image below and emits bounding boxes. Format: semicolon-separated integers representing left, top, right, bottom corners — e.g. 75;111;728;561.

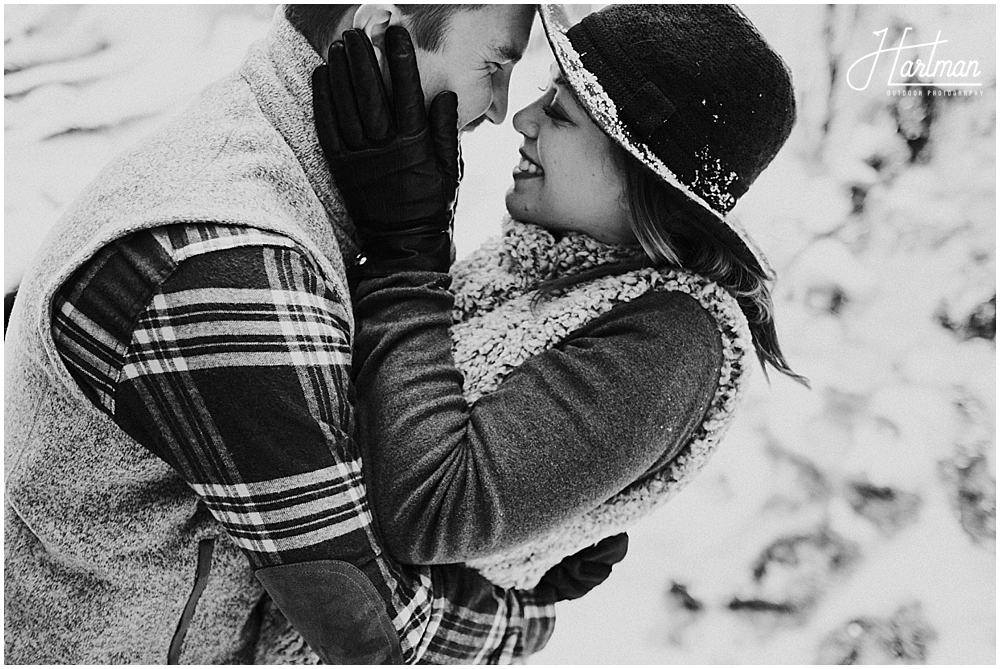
450;219;753;589
500;217;644;286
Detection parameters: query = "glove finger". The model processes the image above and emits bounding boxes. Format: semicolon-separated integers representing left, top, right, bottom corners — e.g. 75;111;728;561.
579;533;629;565
549;576;591;601
343;29;393;145
573;561;613;585
311;66;344;156
384;25;426;136
326;41;367;151
536;569;584;602
428;91;460;185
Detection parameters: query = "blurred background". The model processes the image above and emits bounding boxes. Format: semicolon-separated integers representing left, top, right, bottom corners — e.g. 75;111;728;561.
4;4;995;664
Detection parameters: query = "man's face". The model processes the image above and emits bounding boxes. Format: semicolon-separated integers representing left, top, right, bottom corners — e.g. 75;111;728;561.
405;6;535;132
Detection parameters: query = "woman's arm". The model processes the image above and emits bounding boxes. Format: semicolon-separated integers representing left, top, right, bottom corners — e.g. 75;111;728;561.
353;271;722;564
311;26;721;566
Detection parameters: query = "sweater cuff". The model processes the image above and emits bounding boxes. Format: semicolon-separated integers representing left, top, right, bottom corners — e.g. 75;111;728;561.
514;591;557;657
349;268;452;302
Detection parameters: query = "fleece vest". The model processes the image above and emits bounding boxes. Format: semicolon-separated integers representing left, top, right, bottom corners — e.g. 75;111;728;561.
4;10;355;663
451;219;753;588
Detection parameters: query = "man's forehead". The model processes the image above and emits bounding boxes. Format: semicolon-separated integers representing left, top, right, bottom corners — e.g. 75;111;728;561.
470;4;534;61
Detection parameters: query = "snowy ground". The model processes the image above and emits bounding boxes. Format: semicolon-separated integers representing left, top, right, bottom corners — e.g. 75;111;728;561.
4;4;995;664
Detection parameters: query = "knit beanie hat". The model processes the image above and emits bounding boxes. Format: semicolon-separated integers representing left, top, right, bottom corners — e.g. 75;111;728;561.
540;4;796;276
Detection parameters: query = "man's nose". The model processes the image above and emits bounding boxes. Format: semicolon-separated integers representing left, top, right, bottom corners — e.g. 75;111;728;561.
484;71;512;125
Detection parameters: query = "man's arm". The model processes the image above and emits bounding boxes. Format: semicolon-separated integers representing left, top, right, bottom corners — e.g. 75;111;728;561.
50;225;563;663
423;566;555;664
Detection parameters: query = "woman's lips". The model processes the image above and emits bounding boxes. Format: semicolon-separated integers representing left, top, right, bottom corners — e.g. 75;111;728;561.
513;152;544;179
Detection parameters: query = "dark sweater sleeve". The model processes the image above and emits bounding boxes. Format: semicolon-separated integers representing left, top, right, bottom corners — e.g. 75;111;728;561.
352;271;723;564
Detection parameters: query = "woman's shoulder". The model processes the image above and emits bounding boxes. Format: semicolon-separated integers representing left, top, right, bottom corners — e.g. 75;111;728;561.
559;286;724;399
592;267;752;373
618;286;722;331
583;281;726;353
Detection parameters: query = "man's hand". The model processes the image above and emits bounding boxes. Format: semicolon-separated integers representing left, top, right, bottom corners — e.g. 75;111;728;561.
534;534;629;603
312;26;460;277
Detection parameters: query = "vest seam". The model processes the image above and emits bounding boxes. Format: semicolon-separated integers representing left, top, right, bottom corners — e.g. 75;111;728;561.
111;235;181;417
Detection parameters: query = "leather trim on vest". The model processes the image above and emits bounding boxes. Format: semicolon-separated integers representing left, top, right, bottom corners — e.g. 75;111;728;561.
168;538;216;664
255;559;403;664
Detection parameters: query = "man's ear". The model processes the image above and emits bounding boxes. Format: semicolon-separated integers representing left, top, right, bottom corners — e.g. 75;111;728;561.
352;4;405;66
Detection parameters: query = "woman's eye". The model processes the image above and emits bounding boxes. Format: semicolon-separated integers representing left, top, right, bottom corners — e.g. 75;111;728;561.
541;103;569;125
487;62;500;75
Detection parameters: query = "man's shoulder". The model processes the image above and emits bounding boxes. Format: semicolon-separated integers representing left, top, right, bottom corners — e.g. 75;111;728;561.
152;223;304;264
112;71;273;178
149;223;335;295
58;223;314;307
52;222;338;363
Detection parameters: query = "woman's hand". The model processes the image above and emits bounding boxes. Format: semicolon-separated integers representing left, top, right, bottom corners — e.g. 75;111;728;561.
312;26;460;277
534;534;629;603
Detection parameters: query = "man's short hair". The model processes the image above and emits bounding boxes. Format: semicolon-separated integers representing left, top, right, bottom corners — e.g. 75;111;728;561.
285;4;484;55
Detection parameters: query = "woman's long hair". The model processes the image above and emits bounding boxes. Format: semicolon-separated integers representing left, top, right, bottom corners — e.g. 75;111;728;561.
536;144;808;386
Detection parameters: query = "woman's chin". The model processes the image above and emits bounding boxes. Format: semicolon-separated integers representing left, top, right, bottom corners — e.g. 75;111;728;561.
504;192;531;223
505;190;548;226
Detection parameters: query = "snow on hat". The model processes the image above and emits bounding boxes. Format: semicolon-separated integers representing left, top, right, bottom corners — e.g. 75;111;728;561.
539;4;796;276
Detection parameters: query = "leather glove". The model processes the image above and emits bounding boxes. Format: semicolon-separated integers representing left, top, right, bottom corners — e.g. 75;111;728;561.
533;533;629;603
312;26;460;277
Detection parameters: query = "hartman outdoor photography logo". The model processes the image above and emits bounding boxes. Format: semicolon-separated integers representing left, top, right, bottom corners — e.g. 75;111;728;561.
847;27;984;96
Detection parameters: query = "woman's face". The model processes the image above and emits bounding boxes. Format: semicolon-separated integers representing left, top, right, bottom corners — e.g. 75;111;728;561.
505;65;635;245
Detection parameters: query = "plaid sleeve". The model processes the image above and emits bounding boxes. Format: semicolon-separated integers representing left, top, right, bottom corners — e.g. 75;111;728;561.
51;223;554;663
420;568;556;664
112;228;372;570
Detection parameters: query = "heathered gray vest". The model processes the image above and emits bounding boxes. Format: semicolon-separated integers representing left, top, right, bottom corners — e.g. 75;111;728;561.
4;10;356;663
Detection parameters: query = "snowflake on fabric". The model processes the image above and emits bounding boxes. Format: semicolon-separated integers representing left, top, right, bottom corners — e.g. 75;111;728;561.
692;147;739;214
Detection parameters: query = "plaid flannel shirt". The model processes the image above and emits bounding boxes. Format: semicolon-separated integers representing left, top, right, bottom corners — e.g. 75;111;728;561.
50;222;554;664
